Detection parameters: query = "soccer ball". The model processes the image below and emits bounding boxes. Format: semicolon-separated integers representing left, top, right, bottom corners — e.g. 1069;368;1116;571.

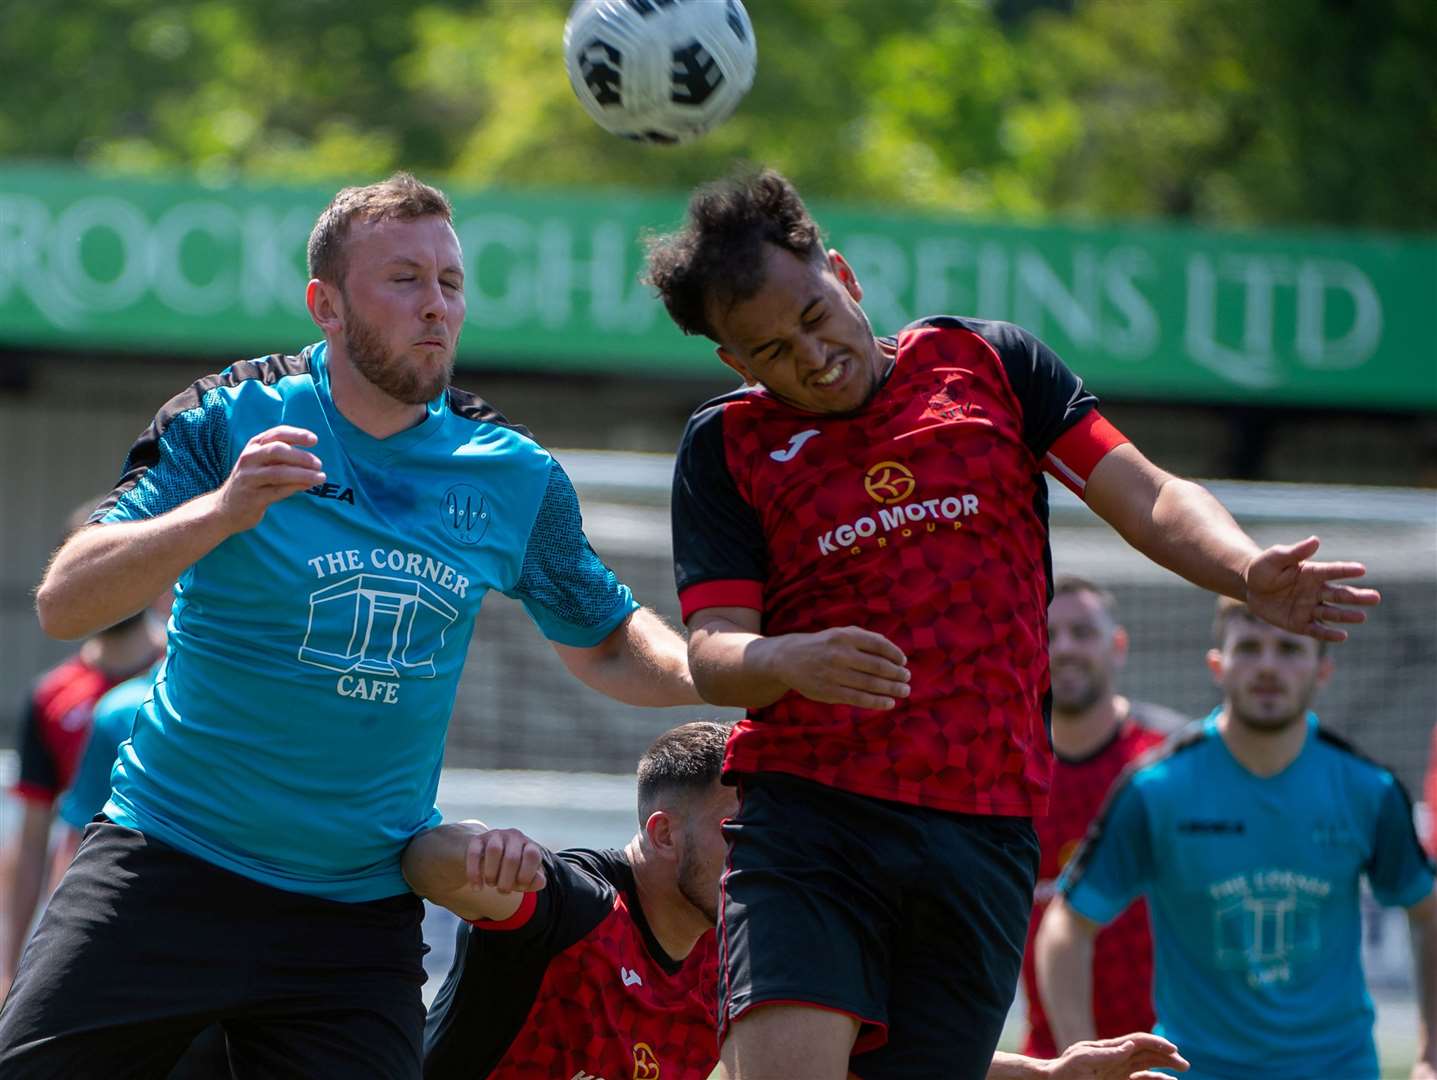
563;0;757;145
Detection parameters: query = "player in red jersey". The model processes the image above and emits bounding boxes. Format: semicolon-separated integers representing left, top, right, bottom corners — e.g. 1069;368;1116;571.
410;721;1188;1080
642;168;1380;1080
1020;578;1171;1058
1;501;165;997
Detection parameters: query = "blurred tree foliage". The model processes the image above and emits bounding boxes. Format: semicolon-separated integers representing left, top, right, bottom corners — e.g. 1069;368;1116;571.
1;0;1431;229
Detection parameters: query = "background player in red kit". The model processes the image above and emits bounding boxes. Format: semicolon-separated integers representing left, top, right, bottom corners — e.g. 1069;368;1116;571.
643;168;1381;1080
409;721;1189;1080
1;500;165;998
1020;578;1170;1058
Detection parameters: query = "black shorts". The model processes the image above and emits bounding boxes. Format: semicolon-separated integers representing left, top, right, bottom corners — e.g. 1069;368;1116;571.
718;773;1039;1080
0;820;427;1080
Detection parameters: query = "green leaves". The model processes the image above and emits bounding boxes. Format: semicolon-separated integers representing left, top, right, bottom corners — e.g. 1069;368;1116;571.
4;0;1431;228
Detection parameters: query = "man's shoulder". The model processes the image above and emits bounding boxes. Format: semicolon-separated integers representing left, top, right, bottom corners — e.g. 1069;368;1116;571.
1311;725;1402;791
91;673;156;733
1121;721;1213;795
150;348;318;428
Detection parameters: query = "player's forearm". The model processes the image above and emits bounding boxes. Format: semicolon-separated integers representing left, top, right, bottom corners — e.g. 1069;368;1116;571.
557;608;701;706
3;814;51;979
985;1051;1049;1079
687;623;793;708
1087;454;1255;601
1035;899;1099;1050
35;493;233;639
1412;896;1437;1067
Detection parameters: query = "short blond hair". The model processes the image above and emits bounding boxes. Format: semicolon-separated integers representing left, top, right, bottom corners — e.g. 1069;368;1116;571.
307;172;453;286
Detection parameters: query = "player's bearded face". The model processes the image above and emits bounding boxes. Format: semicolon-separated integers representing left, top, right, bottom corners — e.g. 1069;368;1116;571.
1047;593;1122;715
343;297;453;405
335;214;465;406
713;245;887;415
1215;619;1329;732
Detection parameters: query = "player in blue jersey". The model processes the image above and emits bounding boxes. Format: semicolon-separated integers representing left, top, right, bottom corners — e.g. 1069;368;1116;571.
2;173;701;1079
1035;597;1437;1080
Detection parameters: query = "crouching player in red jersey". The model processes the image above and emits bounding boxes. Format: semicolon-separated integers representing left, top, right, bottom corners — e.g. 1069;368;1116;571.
642;169;1380;1080
409;721;1188;1080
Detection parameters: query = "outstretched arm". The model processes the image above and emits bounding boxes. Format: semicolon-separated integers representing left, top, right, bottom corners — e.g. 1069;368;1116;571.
988;1034;1188;1079
36;426;324;639
552;607;702;706
1083;444;1379;642
402;821;548;923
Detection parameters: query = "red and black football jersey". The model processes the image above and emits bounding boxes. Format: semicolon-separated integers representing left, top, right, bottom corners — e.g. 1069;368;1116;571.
672;317;1128;816
13;655;136;807
423;847;718;1080
1020;720;1166;1057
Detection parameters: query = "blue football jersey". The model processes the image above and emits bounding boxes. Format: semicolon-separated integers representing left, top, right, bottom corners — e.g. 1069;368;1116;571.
57;665;158;833
94;343;638;901
1059;712;1434;1080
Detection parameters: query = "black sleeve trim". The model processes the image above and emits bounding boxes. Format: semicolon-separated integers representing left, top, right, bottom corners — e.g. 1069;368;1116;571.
91;349;314;522
671;395;768;595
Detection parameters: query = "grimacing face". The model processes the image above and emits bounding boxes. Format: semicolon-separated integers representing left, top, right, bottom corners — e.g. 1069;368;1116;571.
1209;615;1332;733
1048;590;1126;715
335;214;466;405
709;244;889;416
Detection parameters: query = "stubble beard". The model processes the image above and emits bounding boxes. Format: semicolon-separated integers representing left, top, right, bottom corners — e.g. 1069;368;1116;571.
676;841;719;927
1229;683;1315;735
344;304;452;406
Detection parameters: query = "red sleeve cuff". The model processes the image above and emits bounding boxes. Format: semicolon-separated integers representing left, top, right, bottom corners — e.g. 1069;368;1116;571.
1043;411;1129;497
679;579;763;623
11;781;55;807
468;889;539;932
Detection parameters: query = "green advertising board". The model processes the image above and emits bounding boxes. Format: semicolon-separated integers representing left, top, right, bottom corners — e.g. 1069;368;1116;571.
1;165;1433;408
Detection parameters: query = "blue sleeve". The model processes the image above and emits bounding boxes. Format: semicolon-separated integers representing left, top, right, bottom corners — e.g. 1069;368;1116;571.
57;684;146;831
1058;777;1153;925
1366;773;1435;908
94;383;232;524
504;462;638;647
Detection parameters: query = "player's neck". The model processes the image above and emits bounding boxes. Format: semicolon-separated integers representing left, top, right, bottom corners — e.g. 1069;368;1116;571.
82;615;164;679
1051;695;1123;760
1216;708;1309;778
325;342;428;439
625;839;709;963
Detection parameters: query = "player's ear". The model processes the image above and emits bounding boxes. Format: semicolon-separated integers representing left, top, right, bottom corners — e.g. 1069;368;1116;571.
1112;625;1130;669
828;249;863;302
1314;653;1336;689
716;346;759;387
1205;647;1224;684
306;278;343;334
643;810;680;863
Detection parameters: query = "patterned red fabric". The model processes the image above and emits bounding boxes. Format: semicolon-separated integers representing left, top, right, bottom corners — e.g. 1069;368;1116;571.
488;893;718;1080
1021;721;1164;1057
674;318;1124;816
13;655;131;806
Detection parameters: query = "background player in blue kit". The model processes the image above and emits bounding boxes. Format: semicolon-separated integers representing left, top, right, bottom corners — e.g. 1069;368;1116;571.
1036;597;1436;1079
0;173;701;1079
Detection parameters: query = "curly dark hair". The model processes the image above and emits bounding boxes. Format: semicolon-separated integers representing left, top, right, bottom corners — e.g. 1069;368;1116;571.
643;168;824;341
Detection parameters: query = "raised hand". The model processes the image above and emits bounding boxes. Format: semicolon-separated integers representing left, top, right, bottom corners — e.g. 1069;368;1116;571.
215;426;326;532
1244;536;1381;643
772;626;912;710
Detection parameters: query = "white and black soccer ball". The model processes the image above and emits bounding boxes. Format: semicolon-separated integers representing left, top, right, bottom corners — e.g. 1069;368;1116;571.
563;0;757;145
